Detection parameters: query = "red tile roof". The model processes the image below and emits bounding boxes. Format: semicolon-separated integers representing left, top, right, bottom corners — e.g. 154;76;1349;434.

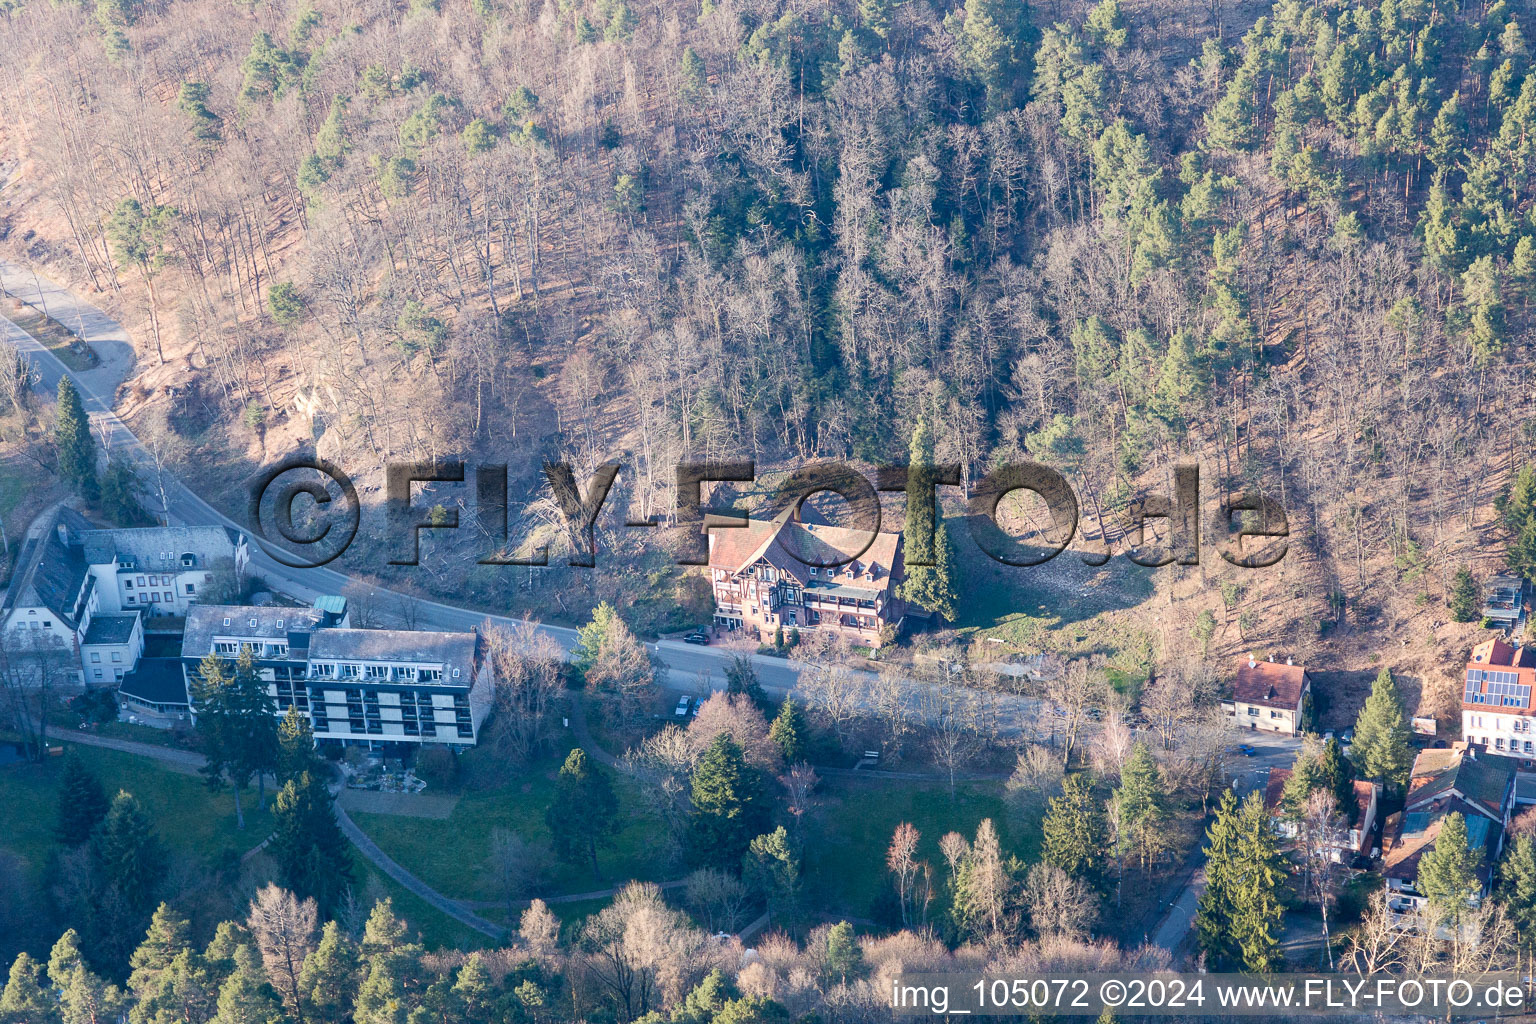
1463;639;1536;715
1231;657;1310;710
1263;767;1292;811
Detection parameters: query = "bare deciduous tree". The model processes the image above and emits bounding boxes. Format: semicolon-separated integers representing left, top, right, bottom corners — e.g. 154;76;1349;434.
247;884;318;1023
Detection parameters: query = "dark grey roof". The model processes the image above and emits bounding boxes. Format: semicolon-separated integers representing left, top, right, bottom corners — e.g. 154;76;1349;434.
82;613;140;647
308;628;478;680
81;525;240;571
118;658;189;707
182;604;323;659
2;506;93;627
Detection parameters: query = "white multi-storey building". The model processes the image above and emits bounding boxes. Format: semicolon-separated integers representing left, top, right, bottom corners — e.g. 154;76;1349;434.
182;603;493;751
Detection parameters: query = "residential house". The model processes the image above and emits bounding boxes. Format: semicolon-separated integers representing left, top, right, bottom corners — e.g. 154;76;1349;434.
1;506;245;685
182;601;493;752
1383;743;1515;913
706;515;906;647
1262;768;1382;863
1460;637;1536;757
1222;654;1312;736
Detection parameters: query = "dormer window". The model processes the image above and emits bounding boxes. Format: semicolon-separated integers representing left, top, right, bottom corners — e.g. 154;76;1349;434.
121;559;134;569
276;619;284;629
181;553;196;567
810;567;818;576
222;617;231;626
248;617;258;627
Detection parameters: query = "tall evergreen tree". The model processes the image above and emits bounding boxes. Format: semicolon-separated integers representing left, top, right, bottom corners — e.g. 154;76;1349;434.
1040;773;1108;886
1195;789;1242;965
1113;743;1168;869
896;418;959;621
545;748;618;879
211;945;283;1024
768;699;805;764
1506;464;1536;578
1227;792;1286;971
91;790;163;916
275;707;320;786
269;772;353;917
1449;566;1479;622
0;953;58;1024
1499;833;1536;950
689;734;769;870
54;752;110;847
1418;812;1480;922
53;376;98;502
296;923;358;1024
1351;667;1414;786
1317;738;1356;819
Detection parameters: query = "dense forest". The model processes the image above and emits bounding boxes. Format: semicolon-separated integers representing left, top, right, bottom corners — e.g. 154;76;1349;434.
2;0;1535;642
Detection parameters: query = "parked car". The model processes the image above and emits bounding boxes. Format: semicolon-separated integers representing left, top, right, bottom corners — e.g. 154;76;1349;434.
675;696;692;717
683;632;709;645
1236;744;1256;757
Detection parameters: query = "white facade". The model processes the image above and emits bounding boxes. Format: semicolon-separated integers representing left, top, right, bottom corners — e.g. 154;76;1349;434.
1461;710;1536;757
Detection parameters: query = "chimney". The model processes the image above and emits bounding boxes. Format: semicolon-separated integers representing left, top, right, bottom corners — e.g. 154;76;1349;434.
56;522;69;546
1248;652;1256;669
1286;656;1293;667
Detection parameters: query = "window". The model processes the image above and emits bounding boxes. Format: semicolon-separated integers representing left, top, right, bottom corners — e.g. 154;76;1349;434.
90;652;101;663
184;583;195;595
1497;738;1506;750
42;621;51;628
1246;707;1259;717
137;577;145;587
276;619;284;629
124;579;133;589
452;668;461;678
111;652;121;663
810;567;818;576
182;555;195;567
93;669;102;680
248;618;258;627
222;617;231;626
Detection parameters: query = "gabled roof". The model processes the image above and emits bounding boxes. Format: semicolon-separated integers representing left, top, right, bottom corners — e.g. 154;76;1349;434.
707;515;903;585
81;525;240;570
1383;799;1499;886
1231;656;1309;710
1263;767;1292;812
1405;745;1513;822
2;506;93;628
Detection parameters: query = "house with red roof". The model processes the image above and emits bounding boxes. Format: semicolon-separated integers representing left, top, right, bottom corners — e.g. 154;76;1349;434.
1461;637;1536;758
1222;653;1312;736
706;515;906;647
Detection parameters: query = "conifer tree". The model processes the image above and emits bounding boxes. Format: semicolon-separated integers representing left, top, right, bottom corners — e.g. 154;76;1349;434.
896;417;958;621
1418;812;1480;922
275;707;320;786
1506;464;1536;578
1317;738;1356;819
768;698;805;764
545;748;618;879
689;734;768;869
1113;743;1169;870
1227;792;1287;972
1040;772;1108;886
0;953;57;1024
92;790;163;916
1500;834;1536;952
1195;788;1241;964
297;922;358;1024
1351;667;1414;786
211;945;283;1024
54;376;98;502
54;752;110;847
1450;566;1479;622
270;772;353;916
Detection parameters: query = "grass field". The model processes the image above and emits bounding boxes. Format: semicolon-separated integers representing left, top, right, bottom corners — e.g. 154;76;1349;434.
350;741;669;902
355;865;494;951
801;773;1032;922
0;744;273;881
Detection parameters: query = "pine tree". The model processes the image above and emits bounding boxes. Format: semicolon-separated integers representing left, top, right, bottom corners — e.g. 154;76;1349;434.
91;790;163;916
572;602;620;674
896;418;959;620
689;734;769;869
1040;772;1108;886
297;923;358;1024
1418;812;1481;921
545;748;618;879
54;376;98;502
822;922;864;983
744;826;801;924
54;752;110;847
1228;792;1286;971
100;456;150;525
211;945;283;1024
1351;667;1414;786
269;772;353;916
0;953;58;1024
768;698;805;764
1113;743;1168;870
128;904;192;985
1280;749;1326;819
1450;566;1479;622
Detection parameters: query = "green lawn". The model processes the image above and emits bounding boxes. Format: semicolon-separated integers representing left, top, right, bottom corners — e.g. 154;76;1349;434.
350;742;668;901
802;774;1033;921
0;745;273;882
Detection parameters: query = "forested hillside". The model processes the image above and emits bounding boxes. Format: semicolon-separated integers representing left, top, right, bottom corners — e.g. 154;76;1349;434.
2;0;1535;692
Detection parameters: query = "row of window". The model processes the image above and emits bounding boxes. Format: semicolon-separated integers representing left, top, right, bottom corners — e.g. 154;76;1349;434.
1466;714;1534;732
1474;736;1536;754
